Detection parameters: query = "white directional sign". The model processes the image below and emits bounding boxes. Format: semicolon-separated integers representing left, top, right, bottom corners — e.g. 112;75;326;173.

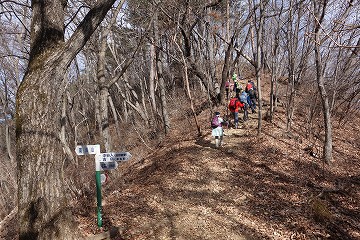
75;144;100;155
95;152;131;171
96;152;132;162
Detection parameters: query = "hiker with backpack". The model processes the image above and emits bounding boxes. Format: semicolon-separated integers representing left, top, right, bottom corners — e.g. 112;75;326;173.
248;88;257;113
245;79;256;92
245;80;257;113
228;94;244;129
239;90;249;121
211;111;225;148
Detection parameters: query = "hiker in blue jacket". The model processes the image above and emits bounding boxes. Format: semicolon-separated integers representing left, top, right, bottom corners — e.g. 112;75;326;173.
239;91;249;121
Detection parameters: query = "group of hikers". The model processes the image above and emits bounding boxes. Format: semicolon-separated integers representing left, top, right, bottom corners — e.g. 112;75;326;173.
211;73;258;148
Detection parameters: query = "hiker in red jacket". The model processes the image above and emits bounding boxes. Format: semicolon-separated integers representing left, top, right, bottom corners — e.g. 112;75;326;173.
228;93;244;129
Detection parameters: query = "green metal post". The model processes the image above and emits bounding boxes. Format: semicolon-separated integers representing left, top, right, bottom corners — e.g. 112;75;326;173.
95;170;102;227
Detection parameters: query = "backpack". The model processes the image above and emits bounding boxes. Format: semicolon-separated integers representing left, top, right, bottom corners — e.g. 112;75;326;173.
228;98;238;112
245;82;253;92
240;92;248;103
248;88;256;99
211;116;220;129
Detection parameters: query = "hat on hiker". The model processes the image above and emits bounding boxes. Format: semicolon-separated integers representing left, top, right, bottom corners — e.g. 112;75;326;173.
232;73;237;80
215;111;220;116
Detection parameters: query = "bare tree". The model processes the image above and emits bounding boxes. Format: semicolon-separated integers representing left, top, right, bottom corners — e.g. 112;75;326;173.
249;0;266;135
312;0;333;163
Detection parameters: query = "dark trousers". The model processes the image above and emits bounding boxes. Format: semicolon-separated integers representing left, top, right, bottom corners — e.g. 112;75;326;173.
233;112;239;128
243;104;249;121
249;98;256;113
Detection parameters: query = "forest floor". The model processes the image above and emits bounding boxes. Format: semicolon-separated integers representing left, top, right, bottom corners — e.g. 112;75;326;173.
77;99;360;240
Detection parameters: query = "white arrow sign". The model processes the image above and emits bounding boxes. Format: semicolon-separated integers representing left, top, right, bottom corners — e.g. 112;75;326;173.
75;144;100;155
96;152;132;162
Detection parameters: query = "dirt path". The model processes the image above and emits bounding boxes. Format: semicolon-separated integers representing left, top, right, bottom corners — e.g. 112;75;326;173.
84;116;293;239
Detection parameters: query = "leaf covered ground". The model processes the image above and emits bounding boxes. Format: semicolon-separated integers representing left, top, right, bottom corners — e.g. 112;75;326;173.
77;104;360;240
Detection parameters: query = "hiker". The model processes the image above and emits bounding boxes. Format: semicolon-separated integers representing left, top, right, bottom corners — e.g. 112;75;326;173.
245;79;256;93
239;91;249;121
248;88;257;113
211;112;224;148
232;74;242;94
228;94;244;129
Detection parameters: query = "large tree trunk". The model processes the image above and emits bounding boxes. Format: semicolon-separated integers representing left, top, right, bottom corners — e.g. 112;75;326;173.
16;1;116;239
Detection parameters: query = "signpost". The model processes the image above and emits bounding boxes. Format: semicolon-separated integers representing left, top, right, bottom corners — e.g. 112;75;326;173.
75;145;132;228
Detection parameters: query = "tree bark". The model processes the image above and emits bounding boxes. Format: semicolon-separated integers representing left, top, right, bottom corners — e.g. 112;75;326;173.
17;58;81;240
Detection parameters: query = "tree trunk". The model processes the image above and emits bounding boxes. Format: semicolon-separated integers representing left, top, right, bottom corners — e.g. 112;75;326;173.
108;95;121;138
255;0;265;136
220;35;234;104
149;42;157;114
97;25;112;151
99;86;112;151
313;0;333;163
5;122;14;163
17;61;81;240
1;77;15;163
154;9;170;134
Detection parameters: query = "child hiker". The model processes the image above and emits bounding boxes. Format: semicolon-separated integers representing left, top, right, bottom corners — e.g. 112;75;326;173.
211;111;225;148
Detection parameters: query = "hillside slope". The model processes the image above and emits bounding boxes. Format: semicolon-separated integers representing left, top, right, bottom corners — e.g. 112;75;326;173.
78;105;360;240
